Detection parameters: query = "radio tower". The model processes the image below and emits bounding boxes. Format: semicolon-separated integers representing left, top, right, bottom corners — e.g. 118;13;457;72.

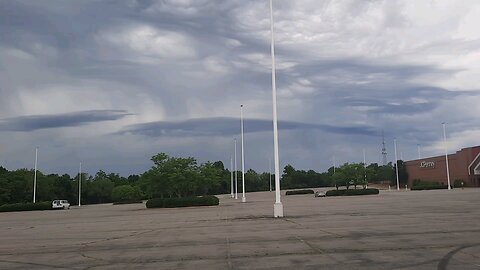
381;130;387;165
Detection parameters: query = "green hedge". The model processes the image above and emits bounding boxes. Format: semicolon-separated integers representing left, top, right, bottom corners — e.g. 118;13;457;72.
285;189;315;195
411;180;448;190
146;195;219;208
112;200;143;205
326;188;379;197
0;202;52;212
326;189;346;196
411;185;448;190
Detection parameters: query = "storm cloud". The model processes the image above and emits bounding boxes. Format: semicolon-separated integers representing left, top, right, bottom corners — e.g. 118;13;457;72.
1;0;480;175
0;110;132;132
120;117;378;137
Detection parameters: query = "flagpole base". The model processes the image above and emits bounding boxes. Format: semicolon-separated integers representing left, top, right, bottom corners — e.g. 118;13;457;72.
242;197;246;203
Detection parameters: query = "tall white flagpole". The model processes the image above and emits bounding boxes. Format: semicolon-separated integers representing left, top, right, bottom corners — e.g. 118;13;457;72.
234;138;238;199
442;123;451;190
33;147;38;203
394;139;400;190
240;105;246;203
270;0;283;217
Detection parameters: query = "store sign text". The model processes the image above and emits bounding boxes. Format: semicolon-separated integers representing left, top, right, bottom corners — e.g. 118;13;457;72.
419;161;435;168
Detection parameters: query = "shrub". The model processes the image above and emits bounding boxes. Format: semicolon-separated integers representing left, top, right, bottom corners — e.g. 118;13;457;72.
0;202;51;212
411;185;448;190
411;180;448;190
112;185;142;203
112;200;143;205
453;179;466;188
344;188;379;196
326;189;346;196
285;189;315;195
326;188;379;196
146;195;219;208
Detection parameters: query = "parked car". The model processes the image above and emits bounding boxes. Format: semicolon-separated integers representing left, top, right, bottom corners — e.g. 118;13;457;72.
315;191;326;197
52;200;70;209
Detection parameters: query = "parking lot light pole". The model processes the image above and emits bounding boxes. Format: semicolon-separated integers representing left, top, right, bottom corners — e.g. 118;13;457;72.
442;123;451;190
230;156;234;198
417;144;421;159
394;139;400;190
333;156;336;174
33;147;38;203
234;138;238;199
269;158;272;192
240;105;246;203
270;0;283;217
78;162;82;206
363;149;367;188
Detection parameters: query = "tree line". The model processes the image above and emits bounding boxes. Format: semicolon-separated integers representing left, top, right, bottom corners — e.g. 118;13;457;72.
0;153;407;205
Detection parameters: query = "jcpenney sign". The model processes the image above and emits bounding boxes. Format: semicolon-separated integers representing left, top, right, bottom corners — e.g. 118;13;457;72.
419;161;435;168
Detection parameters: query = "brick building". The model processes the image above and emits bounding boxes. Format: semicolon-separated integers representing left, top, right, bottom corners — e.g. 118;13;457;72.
404;146;480;187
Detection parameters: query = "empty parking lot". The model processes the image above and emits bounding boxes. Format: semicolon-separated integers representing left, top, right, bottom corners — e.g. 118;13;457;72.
0;189;479;269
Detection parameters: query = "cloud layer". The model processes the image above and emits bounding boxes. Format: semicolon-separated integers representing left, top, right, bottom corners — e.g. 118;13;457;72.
1;0;480;175
0;110;132;131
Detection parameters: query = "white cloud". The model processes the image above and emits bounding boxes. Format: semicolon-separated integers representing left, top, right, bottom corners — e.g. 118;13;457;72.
98;24;196;62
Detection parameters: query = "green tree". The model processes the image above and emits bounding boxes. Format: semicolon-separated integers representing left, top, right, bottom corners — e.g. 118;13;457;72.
141;153;203;198
112;185;141;202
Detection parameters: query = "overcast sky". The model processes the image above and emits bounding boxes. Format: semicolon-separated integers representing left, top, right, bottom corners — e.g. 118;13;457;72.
1;0;480;176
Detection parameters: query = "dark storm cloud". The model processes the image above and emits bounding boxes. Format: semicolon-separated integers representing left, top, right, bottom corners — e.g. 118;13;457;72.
120;117;378;137
0;110;132;132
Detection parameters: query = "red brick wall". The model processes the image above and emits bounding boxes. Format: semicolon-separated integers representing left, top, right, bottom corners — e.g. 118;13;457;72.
405;146;480;187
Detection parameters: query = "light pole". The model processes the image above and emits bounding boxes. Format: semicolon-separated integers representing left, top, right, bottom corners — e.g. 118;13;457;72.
270;0;283;217
363;149;367;187
333;156;336;174
234;138;238;199
417;144;421;159
230;156;234;198
442;123;451;190
33;147;38;203
78;162;82;206
394;139;400;190
240;105;246;203
269;158;272;192
332;156;336;189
